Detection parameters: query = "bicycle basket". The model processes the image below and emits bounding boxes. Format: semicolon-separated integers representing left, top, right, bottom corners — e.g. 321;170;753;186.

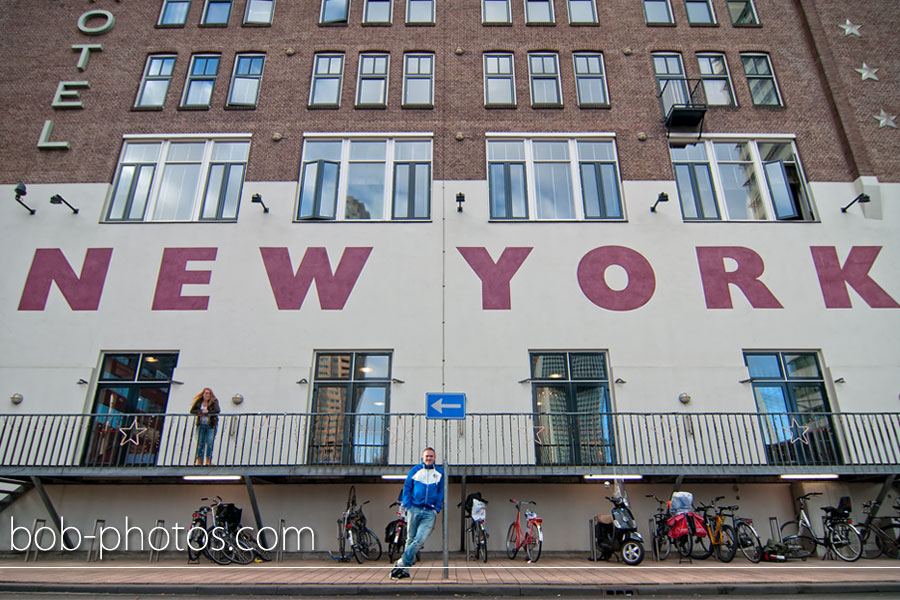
670;491;693;515
471;498;487;522
215;503;242;528
667;513;689;538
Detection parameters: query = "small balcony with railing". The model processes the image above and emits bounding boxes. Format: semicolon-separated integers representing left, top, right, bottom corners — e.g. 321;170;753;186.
658;78;707;135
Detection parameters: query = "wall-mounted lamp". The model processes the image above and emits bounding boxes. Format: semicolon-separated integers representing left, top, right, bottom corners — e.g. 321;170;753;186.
456;192;465;212
391;378;405;384
834;377;846;384
251;193;269;213
841;193;870;213
77;378;89;385
518;377;534;384
10;393;23;405
739;377;753;384
678;392;691;405
296;378;308;384
50;194;79;214
614;378;627;384
650;192;669;213
14;183;35;215
231;393;244;405
171;380;184;385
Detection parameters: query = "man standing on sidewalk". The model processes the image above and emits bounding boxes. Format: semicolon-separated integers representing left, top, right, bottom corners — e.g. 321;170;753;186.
391;447;443;580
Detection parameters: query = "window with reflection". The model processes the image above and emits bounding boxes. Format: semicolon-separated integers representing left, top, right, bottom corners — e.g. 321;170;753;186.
528;52;562;106
741;53;782;106
201;0;232;25
159;0;191;26
403;53;434;106
356;53;390;106
685;0;715;24
181;54;220;108
727;0;758;25
568;0;597;24
697;53;734;106
227;53;265;107
321;0;349;23
407;0;434;23
483;0;511;23
484;52;516;105
525;0;554;23
135;55;176;109
244;0;275;24
309;53;345;107
573;52;609;106
364;0;392;23
643;0;674;24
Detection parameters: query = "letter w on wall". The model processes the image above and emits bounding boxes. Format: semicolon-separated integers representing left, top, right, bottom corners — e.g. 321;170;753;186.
260;247;372;310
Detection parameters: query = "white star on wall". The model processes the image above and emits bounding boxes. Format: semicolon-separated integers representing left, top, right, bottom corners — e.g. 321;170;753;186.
855;63;879;81
838;19;862;36
873;109;898;129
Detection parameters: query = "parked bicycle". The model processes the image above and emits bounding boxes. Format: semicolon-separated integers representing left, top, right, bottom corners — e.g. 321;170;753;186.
186;496;249;565
857;498;900;559
385;501;409;563
458;492;489;563
694;496;736;562
780;492;862;561
647;494;673;561
665;491;705;560
506;498;542;562
334;486;382;563
721;503;763;563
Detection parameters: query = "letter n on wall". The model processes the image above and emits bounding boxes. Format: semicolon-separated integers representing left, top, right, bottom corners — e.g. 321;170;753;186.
18;248;113;311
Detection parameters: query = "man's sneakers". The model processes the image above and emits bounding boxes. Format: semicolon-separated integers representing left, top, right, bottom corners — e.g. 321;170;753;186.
390;567;410;580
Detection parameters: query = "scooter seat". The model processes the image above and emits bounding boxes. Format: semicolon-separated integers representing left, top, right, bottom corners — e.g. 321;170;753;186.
597;514;614;525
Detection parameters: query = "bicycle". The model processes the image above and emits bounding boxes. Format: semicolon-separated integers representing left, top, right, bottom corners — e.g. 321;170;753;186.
857;499;900;559
646;494;672;561
694;496;736;562
458;492;489;563
335;486;382;563
780;492;862;562
385;501;408;563
665;491;704;560
505;498;542;562
721;504;763;563
186;496;248;565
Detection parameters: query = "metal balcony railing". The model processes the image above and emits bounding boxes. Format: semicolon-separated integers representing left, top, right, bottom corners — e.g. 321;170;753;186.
0;411;898;476
658;78;707;130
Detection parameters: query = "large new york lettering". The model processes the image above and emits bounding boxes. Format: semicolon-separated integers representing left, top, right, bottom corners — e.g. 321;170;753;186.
457;247;532;310
260;247;372;310
18;248;113;311
577;246;656;311
810;246;899;309
696;247;783;309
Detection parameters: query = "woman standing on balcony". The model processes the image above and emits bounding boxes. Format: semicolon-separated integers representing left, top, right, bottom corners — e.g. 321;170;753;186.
190;388;220;465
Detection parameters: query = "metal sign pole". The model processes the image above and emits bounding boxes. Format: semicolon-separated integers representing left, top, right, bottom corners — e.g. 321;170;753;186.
442;419;449;579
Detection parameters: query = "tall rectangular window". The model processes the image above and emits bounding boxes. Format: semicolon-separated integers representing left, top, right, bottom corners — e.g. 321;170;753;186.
528;52;562;106
742;53;782;106
135;55;176;108
643;0;674;24
227;53;265;107
488;140;528;219
309;53;345;107
727;0;759;25
159;0;191;26
407;0;434;23
402;53;434;106
356;53;390;106
484;52;516;106
525;0;554;23
181;54;220;108
653;52;688;107
298;136;432;221
483;0;511;23
244;0;275;24
567;0;597;24
200;141;250;220
697;53;735;106
201;0;232;25
573;52;608;106
578;141;623;219
685;0;715;24
321;0;349;23
364;0;392;23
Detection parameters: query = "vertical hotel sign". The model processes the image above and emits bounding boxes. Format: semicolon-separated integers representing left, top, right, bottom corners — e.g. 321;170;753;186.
37;10;115;150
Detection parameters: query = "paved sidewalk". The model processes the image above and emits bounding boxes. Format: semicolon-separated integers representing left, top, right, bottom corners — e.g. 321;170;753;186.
1;555;899;596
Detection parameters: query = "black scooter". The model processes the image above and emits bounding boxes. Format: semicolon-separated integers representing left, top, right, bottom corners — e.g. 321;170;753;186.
593;482;645;565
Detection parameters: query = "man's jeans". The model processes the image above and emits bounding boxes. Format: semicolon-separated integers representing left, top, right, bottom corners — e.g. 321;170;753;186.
397;505;436;571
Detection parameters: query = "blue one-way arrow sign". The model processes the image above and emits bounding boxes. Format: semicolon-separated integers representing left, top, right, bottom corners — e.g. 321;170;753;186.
425;393;466;420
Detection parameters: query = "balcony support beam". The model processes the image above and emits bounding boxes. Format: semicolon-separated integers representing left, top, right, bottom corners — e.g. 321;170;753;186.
30;476;75;551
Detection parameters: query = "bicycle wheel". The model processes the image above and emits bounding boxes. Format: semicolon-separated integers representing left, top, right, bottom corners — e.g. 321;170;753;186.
525;524;542;562
655;528;671;561
186;525;205;562
780;521;816;559
476;524;489;563
338;520;348;559
204;528;232;565
250;534;273;562
858;523;883;559
225;531;255;565
692;529;713;559
673;532;692;558
877;524;900;559
734;521;762;563
359;527;383;561
829;522;862;562
714;524;737;563
506;523;519;559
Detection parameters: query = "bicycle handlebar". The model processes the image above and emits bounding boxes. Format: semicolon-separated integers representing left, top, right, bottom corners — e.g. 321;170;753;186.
796;492;822;501
509;498;536;506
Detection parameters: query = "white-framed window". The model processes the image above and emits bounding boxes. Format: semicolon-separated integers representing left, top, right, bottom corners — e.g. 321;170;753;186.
135;55;176;108
406;0;434;23
742;53;782;106
105;135;251;222
573;52;608;106
321;0;350;23
669;137;815;221
697;53;735;106
643;0;673;24
201;0;232;25
402;53;434;106
363;0;392;23
356;53;390;106
483;0;511;23
227;53;265;107
159;0;191;26
181;54;220;108
244;0;275;24
528;52;562;106
484;52;516;106
727;0;758;25
567;0;597;24
487;135;624;220
298;135;433;221
652;52;689;106
309;53;345;107
684;0;715;24
525;0;554;23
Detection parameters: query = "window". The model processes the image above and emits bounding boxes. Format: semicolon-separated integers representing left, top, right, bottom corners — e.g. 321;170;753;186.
652;52;688;107
298;136;432;220
356;53;390;106
697;53;734;106
488;137;623;220
684;0;715;24
744;351;840;465
321;0;349;23
402;53;434;106
669;138;814;221
483;0;511;23
364;0;392;23
727;0;759;25
159;0;191;26
407;0;434;23
484;52;516;106
181;54;220;108
528;52;562;106
530;351;615;466
244;0;274;24
201;0;232;24
643;0;673;24
742;53;782;106
573;52;609;106
106;136;250;222
135;55;176;109
227;54;265;107
309;53;345;107
309;352;392;465
525;0;554;23
568;0;597;24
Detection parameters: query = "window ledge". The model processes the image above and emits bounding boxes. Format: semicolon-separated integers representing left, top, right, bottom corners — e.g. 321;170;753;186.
485;103;517;109
131;105;165;112
294;219;433;224
354;104;388;109
731;23;763;28
154;23;187;29
225;104;258;110
102;219;239;225
178;105;212;111
688;22;719;27
646;22;677;27
488;218;628;223
568;22;600;26
578;103;611;109
242;22;273;27
308;104;341;110
531;103;564;109
198;23;230;28
362;22;393;26
318;22;349;27
525;22;556;26
405;21;435;26
402;104;434;109
482;21;513;26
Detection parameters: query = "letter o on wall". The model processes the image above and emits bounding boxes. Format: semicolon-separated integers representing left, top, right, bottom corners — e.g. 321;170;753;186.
577;246;656;311
78;10;115;35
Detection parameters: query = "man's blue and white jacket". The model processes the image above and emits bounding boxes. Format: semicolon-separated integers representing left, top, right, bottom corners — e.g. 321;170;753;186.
402;463;444;513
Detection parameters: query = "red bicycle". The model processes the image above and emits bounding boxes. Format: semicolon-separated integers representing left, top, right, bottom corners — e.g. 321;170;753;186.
505;499;542;562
